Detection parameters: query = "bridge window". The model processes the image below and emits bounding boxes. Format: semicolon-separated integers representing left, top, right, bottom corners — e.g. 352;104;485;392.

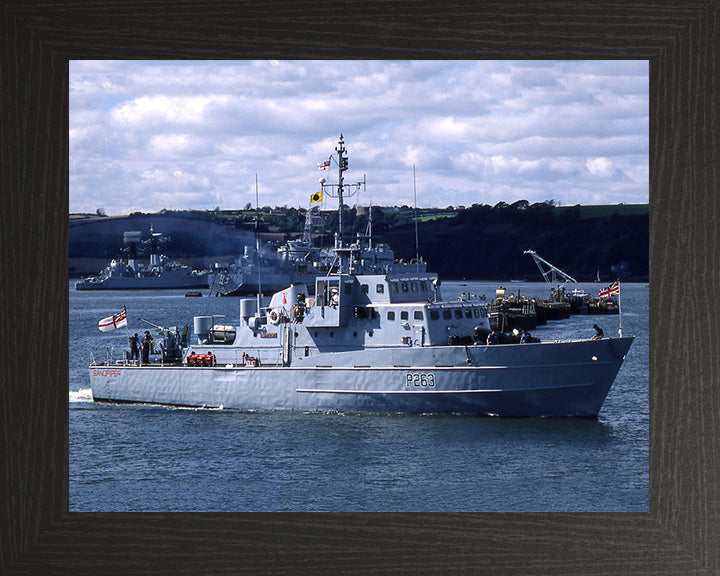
420;282;428;291
400;311;409;320
454;309;463;319
473;308;480;318
430;310;440;320
411;282;418;292
376;284;384;293
391;282;398;293
465;308;472;318
361;284;369;294
387;311;395;321
442;310;452;320
401;282;409;292
414;310;424;320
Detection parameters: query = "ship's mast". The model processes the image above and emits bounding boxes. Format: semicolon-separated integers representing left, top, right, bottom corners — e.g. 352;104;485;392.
335;134;347;249
319;134;365;274
255;175;262;311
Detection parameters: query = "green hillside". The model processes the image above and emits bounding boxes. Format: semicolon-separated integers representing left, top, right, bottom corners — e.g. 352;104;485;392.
70;202;649;281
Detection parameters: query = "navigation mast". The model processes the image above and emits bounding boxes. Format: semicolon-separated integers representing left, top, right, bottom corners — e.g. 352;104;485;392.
335;134;347;248
319;134;366;273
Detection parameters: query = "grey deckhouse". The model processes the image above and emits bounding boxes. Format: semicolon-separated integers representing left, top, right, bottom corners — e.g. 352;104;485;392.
187;272;488;367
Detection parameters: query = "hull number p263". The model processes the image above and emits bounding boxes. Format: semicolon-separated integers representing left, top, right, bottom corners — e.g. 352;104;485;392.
406;373;435;387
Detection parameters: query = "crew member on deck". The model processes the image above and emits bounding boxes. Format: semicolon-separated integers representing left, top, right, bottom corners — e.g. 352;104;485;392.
141;330;154;364
591;324;604;340
520;329;531;344
487;328;500;345
129;332;139;363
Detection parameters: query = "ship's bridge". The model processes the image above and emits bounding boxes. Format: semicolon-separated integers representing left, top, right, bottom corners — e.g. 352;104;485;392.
301;272;485;345
330;272;440;305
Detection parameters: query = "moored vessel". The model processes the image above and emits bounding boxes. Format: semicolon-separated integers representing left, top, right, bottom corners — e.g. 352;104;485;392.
75;227;208;290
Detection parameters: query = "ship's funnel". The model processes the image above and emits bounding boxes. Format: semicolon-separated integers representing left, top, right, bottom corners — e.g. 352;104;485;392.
193;316;213;343
239;298;257;321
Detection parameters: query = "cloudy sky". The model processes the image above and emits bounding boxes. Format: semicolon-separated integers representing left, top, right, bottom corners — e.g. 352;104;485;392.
69;60;648;215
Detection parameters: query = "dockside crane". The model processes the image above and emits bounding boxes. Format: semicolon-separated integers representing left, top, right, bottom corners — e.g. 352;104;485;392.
523;250;577;285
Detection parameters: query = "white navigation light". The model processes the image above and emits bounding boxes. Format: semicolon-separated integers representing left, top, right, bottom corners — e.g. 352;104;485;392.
318;177;326;184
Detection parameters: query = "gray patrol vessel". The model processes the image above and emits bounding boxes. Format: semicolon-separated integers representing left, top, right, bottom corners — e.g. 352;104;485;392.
89;136;633;417
75;226;208;290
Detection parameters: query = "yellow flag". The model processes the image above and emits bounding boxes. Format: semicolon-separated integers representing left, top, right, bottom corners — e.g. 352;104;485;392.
310;190;323;203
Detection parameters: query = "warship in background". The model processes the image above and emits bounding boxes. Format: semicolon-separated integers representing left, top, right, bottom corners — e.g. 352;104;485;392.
89;135;633;417
75;226;208;290
207;177;426;297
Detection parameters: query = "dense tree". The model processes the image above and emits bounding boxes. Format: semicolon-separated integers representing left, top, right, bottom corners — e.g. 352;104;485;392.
71;202;649;281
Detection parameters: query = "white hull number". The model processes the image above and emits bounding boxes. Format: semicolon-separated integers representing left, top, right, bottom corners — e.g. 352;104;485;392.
406;373;435;387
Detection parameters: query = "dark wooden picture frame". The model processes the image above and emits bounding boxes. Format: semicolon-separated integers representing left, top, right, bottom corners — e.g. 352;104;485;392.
2;1;718;573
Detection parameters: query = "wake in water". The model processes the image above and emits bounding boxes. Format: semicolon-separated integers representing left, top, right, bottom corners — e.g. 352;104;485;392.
69;388;94;403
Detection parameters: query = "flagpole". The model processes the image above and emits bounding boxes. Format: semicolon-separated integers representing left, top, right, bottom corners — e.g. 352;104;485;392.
413;165;420;274
617;279;622;337
123;306;130;364
255;174;262;315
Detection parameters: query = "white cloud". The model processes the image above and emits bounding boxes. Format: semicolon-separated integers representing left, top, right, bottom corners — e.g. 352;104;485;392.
69;60;649;214
586;157;614;177
111;95;231;128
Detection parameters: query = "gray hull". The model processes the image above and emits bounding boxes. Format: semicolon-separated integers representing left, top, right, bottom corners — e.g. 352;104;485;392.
76;272;208;290
90;337;633;417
